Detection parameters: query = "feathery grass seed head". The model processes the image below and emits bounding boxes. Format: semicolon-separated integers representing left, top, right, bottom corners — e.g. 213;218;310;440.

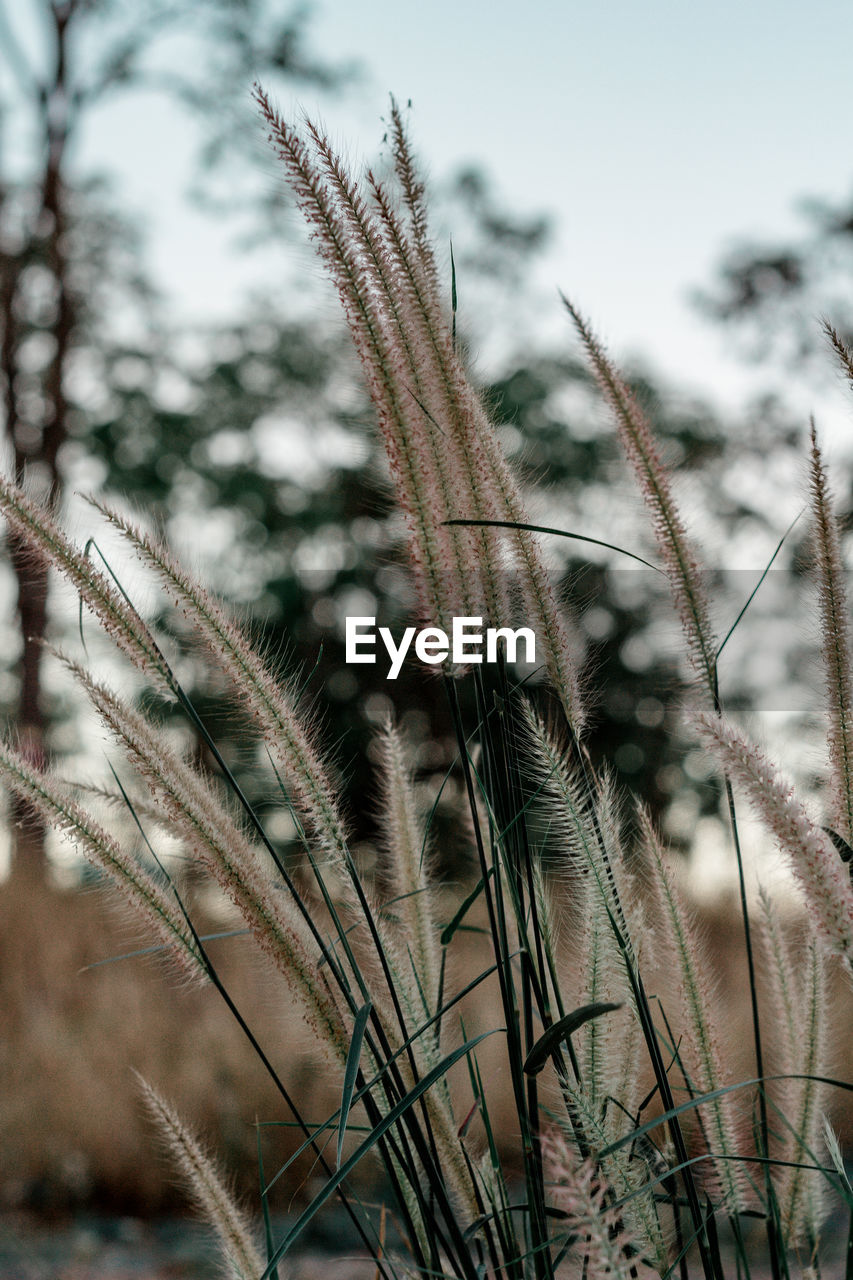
137;1076;264;1279
563;299;717;698
87;497;351;871
0;474;172;693
808;421;853;840
695;709;853;968
0;738;205;981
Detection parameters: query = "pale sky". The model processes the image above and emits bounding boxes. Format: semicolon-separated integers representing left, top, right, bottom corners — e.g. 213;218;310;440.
72;0;853;435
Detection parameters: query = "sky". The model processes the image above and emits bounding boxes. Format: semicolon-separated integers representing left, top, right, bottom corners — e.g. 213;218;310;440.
72;0;853;434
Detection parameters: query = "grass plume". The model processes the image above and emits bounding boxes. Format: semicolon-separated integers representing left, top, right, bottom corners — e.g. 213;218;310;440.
695;708;853;970
562;298;717;699
808;420;853;840
137;1075;265;1280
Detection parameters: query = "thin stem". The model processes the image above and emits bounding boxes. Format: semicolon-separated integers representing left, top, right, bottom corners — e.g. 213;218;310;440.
713;673;782;1280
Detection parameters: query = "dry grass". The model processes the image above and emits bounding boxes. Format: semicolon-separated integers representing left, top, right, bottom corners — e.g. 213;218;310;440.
0;870;342;1215
3;868;849;1219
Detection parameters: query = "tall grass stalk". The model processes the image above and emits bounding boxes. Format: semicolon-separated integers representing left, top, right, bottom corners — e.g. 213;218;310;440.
0;99;851;1280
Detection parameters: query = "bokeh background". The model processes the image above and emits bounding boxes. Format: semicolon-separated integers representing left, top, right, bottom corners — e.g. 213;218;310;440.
3;0;853;1264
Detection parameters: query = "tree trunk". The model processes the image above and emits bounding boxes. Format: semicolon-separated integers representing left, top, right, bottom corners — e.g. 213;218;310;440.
1;0;74;880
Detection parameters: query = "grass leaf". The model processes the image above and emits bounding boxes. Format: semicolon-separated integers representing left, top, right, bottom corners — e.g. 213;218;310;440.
338;1001;372;1169
444;516;663;572
262;1031;497;1277
522;1002;623;1076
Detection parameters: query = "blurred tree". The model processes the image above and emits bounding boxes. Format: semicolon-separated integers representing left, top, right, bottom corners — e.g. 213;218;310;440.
90;288;797;863
0;0;353;875
60;113;812;872
78;171;581;875
1;8;805;883
695;185;853;372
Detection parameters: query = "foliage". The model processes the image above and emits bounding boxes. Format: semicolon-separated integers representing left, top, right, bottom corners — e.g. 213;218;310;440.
0;0;352;872
696;182;853;372
1;100;852;1279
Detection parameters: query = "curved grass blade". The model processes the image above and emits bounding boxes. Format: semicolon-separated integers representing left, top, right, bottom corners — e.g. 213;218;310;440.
257;1126;279;1280
338;1002;372;1169
599;1072;853;1164
444;517;663;572
82;535;170;672
261;1031;497;1278
262;965;501;1197
441;871;491;946
716;511;801;664
600;1145;835;1226
81;928;248;971
823;826;853;882
463;1204;568;1243
523;1001;623;1076
450;239;458;350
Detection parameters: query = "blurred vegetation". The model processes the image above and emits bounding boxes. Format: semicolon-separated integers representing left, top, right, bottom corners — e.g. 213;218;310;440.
0;3;827;887
3;3;852;1234
0;0;354;874
77;285;813;868
697;184;853;373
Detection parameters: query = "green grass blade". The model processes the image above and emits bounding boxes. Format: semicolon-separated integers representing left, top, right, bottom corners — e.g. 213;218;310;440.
599;1071;853;1166
716;511;801;663
338;1002;372;1169
443;516;663;571
450;239;458;349
261;1031;497;1277
522;1002;623;1076
441;871;490;945
263;968;501;1196
257;1125;279;1280
82;928;248;970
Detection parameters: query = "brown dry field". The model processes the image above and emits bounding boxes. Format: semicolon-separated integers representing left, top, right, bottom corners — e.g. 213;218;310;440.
1;866;851;1227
